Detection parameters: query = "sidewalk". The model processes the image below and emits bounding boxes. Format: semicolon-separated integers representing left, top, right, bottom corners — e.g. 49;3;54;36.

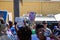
0;35;11;40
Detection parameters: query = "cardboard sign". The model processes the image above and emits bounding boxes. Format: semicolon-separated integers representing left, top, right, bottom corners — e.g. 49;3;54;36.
29;12;36;21
15;17;24;27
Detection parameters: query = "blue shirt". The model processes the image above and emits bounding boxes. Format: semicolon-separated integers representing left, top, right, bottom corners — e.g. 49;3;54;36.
10;27;17;35
31;34;39;40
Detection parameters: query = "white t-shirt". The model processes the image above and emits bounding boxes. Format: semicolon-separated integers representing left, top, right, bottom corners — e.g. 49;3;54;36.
6;29;13;37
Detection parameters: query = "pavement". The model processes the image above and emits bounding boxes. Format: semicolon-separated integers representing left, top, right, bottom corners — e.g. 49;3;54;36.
0;35;11;40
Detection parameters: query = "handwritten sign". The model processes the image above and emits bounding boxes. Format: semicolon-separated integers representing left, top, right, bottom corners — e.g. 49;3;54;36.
29;12;36;21
15;17;24;27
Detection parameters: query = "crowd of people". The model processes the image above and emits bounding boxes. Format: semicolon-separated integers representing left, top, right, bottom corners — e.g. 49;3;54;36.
0;18;60;40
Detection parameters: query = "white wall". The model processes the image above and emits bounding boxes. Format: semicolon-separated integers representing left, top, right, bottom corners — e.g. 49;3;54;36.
23;0;40;2
0;0;60;2
0;0;13;1
8;12;13;21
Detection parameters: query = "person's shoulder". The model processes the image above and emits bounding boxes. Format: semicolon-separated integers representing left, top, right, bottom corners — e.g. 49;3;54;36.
46;28;51;31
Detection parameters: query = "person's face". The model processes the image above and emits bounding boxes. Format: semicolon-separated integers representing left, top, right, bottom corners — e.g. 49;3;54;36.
58;23;60;29
43;23;47;28
8;25;10;28
36;28;45;40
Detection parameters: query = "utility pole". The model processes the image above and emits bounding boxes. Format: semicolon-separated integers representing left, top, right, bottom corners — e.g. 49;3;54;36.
14;0;20;20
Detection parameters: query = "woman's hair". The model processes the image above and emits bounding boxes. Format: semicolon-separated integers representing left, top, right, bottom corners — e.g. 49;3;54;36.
0;19;5;24
17;27;32;40
14;22;17;25
36;24;44;31
36;24;46;40
8;21;13;28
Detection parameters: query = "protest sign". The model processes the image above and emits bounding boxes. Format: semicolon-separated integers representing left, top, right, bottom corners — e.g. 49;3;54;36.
29;12;36;22
15;17;24;27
